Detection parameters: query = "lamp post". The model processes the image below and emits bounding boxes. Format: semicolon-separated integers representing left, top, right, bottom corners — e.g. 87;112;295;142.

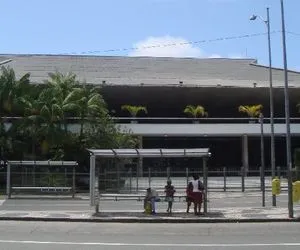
280;0;293;218
260;113;266;207
0;59;12;66
250;8;276;206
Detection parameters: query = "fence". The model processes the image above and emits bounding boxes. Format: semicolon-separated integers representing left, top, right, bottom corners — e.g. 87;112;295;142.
0;166;290;195
99;166;289;194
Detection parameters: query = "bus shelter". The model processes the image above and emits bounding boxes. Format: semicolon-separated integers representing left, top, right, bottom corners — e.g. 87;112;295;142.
6;160;78;198
88;148;211;214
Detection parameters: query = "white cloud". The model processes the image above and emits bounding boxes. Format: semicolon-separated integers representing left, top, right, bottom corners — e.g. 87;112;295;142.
208;54;222;58
129;35;245;59
228;53;244;59
206;0;238;3
129;36;203;58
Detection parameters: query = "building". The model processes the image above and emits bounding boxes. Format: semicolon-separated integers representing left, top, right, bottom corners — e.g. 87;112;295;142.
1;54;300;172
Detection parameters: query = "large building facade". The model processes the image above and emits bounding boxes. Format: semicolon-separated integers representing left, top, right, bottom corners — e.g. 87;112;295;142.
1;54;300;172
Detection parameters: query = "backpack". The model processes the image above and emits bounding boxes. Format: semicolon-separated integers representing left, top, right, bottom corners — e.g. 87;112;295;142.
198;180;204;191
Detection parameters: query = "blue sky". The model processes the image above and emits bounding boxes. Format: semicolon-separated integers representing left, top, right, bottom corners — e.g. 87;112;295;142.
1;0;299;70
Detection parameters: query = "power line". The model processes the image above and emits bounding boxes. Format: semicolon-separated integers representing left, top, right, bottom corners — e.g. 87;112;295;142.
287;31;300;36
61;31;281;55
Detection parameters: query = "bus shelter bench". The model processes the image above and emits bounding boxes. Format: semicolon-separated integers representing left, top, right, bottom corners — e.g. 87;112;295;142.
11;186;73;193
100;193;187;202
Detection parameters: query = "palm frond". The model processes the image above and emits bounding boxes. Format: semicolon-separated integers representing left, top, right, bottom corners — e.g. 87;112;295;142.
184;105;207;118
238;104;263;117
121;105;147;117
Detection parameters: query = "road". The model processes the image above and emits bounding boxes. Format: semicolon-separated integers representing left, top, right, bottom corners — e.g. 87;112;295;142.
0;221;299;249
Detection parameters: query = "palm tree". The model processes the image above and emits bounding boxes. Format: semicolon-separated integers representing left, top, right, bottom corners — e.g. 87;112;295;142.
0;67;31;159
0;66;31;115
238;104;263;118
63;86;108;138
121;105;147;121
183;105;208;118
45;71;78;98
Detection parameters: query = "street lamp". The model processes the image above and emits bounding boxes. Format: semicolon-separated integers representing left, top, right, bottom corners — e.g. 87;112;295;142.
250;8;276;207
259;113;266;207
280;0;293;219
0;59;12;66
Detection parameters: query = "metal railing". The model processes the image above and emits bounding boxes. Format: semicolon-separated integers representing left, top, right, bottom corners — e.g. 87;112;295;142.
3;116;300;124
0;166;293;196
98;166;289;194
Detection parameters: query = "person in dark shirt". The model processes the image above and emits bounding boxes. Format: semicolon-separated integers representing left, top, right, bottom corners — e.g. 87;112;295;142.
164;179;176;214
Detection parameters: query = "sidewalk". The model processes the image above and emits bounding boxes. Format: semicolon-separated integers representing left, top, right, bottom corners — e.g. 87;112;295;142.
0;191;300;223
0;206;299;223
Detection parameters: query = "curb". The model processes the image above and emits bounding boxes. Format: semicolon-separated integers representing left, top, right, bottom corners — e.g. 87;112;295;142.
0;216;299;223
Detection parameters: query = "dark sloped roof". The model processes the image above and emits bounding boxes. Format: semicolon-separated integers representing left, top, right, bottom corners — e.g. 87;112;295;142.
1;54;300;88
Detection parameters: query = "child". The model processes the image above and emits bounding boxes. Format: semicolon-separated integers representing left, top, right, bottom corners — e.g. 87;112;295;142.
164;179;176;214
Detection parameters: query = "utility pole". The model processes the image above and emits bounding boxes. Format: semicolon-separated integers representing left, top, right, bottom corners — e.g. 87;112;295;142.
280;0;293;218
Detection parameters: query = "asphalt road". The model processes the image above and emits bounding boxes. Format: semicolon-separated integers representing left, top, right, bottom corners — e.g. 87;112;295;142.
0;221;299;250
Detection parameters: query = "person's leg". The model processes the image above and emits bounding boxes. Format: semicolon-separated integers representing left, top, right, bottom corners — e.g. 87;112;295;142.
198;202;202;214
193;202;198;215
151;198;156;213
186;201;191;213
167;199;170;213
168;201;173;213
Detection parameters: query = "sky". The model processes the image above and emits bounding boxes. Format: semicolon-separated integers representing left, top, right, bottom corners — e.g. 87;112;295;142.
1;0;300;70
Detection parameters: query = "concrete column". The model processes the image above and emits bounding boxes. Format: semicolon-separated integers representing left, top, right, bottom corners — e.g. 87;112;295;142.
138;136;143;177
203;157;208;214
6;163;11;198
89;154;95;206
242;135;249;174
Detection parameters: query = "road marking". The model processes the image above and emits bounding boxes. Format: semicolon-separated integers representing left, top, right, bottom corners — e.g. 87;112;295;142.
0;240;299;247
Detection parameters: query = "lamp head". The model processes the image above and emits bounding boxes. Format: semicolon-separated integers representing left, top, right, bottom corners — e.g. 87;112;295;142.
249;15;257;21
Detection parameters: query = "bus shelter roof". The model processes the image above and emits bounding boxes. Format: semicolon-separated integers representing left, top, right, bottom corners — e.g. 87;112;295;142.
6;161;78;166
88;148;211;158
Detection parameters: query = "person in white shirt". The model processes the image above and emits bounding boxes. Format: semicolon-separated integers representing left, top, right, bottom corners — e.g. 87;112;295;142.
188;174;205;215
144;188;159;214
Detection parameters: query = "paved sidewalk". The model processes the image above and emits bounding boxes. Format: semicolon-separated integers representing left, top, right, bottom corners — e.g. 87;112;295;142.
0;205;299;223
0;191;300;223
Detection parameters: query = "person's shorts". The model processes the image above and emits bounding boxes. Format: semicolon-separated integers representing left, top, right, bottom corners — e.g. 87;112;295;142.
186;196;193;203
165;197;174;202
191;192;203;203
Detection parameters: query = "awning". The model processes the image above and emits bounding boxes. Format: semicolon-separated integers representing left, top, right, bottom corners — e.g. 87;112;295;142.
6;161;78;166
88;148;211;158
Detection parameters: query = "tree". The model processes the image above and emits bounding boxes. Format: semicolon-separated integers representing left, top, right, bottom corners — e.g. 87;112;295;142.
63;86;107;138
45;71;78;98
121;105;147;117
238;104;263;118
183;105;208;118
0;68;137;166
0;67;31;159
0;66;31;115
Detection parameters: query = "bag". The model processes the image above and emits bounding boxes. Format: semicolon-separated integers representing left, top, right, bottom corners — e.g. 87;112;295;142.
155;197;161;202
145;203;152;214
198;180;204;191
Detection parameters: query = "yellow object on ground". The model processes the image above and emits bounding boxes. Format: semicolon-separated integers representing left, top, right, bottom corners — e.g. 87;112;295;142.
293;181;300;203
145;202;152;214
272;177;281;195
